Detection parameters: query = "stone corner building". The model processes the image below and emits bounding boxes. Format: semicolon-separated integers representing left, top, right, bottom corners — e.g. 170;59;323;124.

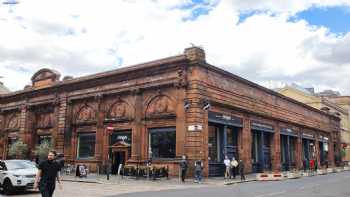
0;47;341;176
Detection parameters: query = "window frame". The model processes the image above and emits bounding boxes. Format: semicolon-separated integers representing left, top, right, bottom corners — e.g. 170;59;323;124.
77;132;96;160
148;127;176;159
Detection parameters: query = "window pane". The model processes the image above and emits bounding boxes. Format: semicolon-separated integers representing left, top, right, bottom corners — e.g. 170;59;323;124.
208;125;218;162
78;134;96;159
150;128;176;158
38;135;52;145
227;128;233;146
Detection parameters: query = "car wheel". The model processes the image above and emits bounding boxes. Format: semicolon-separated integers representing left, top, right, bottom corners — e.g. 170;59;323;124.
3;179;13;195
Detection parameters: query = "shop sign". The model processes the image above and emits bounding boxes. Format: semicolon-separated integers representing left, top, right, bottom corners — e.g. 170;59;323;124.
302;133;314;140
188;124;203;131
280;128;298;137
208;111;243;127
251;121;274;133
117;135;128;141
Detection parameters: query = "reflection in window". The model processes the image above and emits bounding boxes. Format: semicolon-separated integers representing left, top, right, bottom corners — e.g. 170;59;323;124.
77;133;96;159
38;135;52;145
149;128;176;159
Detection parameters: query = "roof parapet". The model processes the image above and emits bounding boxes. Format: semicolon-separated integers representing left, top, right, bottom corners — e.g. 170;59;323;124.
184;46;206;63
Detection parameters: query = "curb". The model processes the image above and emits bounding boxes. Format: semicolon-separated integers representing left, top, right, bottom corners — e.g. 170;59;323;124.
224;179;256;185
62;179;102;184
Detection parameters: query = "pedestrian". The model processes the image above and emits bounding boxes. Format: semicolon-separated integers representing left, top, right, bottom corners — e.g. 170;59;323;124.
315;159;318;172
231;157;238;179
194;159;203;183
179;155;188;182
224;155;231;180
34;150;62;197
238;159;245;181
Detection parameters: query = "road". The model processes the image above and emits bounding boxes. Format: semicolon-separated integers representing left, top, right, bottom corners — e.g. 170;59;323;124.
113;171;350;197
3;171;350;197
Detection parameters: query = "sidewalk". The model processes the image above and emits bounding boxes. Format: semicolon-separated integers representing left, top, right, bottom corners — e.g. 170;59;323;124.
61;173;257;186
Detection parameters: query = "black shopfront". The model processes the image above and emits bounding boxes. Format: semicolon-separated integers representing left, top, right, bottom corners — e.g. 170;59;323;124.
251;121;274;173
302;133;315;162
280;128;297;171
208;112;242;177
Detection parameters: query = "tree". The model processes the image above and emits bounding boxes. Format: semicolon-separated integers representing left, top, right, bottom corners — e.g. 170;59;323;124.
34;140;52;161
8;140;28;159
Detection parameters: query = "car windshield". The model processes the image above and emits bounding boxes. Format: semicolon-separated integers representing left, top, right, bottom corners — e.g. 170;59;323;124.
5;160;36;170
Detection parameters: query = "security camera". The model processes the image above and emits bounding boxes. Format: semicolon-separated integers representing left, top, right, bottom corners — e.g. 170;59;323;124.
202;100;210;110
184;99;190;110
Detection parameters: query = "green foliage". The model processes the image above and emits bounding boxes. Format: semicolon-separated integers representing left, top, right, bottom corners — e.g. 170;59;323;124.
34;140;52;160
8;140;28;159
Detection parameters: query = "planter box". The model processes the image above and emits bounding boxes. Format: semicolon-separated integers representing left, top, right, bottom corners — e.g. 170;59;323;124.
271;173;284;181
286;172;301;179
256;173;284;181
327;168;335;173
256;173;270;181
335;168;344;173
317;169;327;175
344;166;349;171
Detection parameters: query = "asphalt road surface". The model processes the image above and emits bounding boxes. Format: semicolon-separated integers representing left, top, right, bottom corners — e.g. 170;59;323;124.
113;171;350;197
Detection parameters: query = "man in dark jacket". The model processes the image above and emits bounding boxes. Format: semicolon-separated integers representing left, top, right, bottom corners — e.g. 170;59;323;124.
34;150;62;197
194;159;203;183
179;155;188;182
239;160;245;181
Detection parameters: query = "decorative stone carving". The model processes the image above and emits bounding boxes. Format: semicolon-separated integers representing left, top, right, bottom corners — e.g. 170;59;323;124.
146;95;175;118
36;113;53;129
7;114;19;129
76;105;96;122
109;102;127;118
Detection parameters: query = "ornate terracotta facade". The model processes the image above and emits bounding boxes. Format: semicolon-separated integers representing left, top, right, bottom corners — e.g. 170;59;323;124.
0;47;341;176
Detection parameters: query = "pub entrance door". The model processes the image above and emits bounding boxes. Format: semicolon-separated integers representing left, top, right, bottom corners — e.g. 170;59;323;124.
112;151;125;174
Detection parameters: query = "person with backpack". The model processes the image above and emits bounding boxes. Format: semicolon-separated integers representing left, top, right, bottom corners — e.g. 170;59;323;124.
231;157;238;179
194;159;203;183
179;155;188;182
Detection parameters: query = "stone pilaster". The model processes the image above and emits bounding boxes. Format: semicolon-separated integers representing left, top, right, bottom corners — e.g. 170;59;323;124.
95;95;104;162
271;123;281;172
175;88;186;156
240;116;252;173
132;90;143;161
56;96;67;154
296;133;303;170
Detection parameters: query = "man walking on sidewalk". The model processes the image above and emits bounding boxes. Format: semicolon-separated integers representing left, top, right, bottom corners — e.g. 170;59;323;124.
239;159;245;181
179;155;188;182
34;150;62;197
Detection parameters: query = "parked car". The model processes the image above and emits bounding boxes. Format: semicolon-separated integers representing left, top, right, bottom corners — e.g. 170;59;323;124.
0;160;37;195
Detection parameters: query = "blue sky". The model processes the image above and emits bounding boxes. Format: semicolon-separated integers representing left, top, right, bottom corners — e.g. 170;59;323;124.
296;6;350;34
238;6;350;34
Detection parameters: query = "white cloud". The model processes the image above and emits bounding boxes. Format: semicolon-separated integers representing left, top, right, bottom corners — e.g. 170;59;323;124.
0;0;349;95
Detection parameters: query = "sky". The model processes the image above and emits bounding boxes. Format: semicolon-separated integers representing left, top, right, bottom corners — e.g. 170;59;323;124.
0;0;350;95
